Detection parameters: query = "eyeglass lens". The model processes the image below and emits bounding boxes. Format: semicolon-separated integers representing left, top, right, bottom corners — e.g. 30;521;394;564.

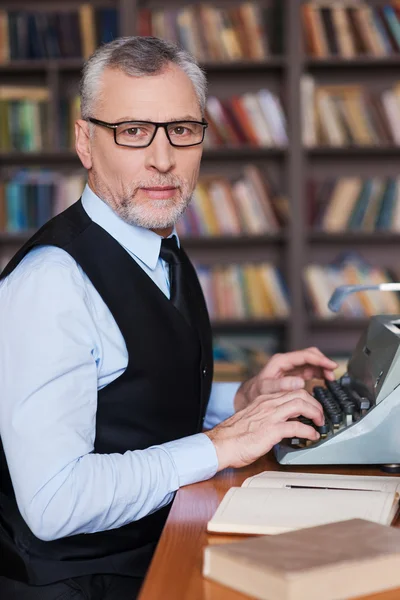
115;122;205;147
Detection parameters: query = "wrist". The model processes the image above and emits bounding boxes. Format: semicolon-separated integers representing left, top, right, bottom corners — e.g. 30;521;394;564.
204;428;230;472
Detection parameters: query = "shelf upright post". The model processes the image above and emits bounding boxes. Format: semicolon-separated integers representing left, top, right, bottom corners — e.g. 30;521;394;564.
285;0;306;350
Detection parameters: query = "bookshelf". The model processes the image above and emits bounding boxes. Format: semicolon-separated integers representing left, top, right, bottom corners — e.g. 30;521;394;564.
1;0;400;360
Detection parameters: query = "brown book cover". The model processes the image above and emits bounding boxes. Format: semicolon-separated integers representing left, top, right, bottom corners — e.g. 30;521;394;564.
204;518;400;600
137;8;152;37
347;7;368;54
229;96;259;145
367;93;395;144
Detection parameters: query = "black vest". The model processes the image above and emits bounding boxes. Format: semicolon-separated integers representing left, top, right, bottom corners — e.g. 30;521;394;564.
0;200;213;585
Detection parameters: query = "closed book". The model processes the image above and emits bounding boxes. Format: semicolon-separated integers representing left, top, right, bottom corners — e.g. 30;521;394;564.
203;518;400;600
207;471;400;535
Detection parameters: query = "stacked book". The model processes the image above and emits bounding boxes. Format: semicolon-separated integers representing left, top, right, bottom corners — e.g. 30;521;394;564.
138;1;283;61
0;4;119;62
196;262;290;321
0;86;49;152
308;176;400;232
304;253;400;319
176;165;288;237
302;77;400;146
0;170;85;232
302;1;400;58
205;89;287;148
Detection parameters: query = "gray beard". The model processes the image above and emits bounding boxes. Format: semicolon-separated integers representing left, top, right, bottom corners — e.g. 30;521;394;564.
92;173;193;229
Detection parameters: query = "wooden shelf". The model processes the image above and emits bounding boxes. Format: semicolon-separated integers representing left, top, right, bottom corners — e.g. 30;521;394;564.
306;55;400;69
211;318;287;332
309;317;369;329
0;231;35;243
0;57;286;74
0;232;286;247
181;234;285;248
307;145;400;157
201;57;286;71
202;147;287;159
0;151;80;165
0;147;287;164
309;232;400;243
0;59;84;72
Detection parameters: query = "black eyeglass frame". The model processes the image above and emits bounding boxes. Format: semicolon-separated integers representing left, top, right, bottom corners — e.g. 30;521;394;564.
86;117;208;148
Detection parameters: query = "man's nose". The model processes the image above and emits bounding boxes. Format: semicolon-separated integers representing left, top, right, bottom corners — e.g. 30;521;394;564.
144;127;176;173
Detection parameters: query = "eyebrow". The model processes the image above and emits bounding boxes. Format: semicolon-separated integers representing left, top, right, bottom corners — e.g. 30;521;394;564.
115;115;202;123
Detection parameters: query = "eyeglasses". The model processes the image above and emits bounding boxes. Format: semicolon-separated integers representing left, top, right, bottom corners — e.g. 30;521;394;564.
86;117;208;148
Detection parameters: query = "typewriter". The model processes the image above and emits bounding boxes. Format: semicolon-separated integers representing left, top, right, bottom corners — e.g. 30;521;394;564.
274;283;400;471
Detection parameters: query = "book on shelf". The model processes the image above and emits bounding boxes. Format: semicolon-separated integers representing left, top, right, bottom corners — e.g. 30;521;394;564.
138;1;284;62
302;1;400;58
204;89;287;148
0;86;50;152
0;171;85;232
196;263;290;322
0;4;119;62
302;77;400;147
203;518;400;600
304;252;400;319
176;165;288;238
207;470;400;535
308;176;400;232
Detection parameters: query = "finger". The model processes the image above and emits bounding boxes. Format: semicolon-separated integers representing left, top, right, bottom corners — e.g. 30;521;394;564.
323;368;336;381
296;349;338;370
272;420;320;444
259;376;305;395
265;350;337;378
272;397;324;426
306;346;337;360
269;390;324;421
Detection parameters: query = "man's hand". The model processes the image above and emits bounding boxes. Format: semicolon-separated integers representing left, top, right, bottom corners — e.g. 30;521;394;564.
234;347;338;411
205;388;324;470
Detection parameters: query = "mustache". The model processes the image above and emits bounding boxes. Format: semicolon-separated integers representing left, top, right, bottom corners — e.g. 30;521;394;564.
134;176;183;189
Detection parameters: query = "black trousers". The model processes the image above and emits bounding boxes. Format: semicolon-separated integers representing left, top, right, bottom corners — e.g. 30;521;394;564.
0;574;144;600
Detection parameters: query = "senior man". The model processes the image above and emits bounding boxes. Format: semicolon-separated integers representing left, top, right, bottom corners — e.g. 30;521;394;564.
0;36;336;600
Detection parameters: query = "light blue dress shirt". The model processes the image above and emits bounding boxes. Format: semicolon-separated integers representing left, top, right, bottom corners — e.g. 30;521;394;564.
0;184;239;542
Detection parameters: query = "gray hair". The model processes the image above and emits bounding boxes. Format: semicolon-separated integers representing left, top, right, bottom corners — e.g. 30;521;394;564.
80;36;207;120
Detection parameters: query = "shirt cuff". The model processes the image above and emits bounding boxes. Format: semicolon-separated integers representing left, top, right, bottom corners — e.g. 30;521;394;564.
160;433;218;488
203;381;241;429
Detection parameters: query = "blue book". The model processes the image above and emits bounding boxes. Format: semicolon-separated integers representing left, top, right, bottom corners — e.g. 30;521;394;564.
5;181;20;232
347;181;373;230
97;8;118;45
383;6;400;52
371;9;393;54
376;179;397;230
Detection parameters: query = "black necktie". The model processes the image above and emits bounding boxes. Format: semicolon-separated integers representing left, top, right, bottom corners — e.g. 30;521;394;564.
159;236;193;327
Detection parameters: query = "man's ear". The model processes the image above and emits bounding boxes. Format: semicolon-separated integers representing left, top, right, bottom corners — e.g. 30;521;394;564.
75;119;92;169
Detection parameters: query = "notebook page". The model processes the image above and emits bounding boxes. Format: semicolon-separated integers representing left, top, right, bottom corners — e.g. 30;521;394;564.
207;487;398;535
242;471;400;494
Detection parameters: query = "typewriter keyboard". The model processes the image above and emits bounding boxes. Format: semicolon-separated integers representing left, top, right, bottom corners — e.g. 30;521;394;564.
290;379;372;448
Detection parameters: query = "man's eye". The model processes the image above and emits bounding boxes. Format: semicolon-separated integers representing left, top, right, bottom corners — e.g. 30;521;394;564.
123;127;140;136
172;126;189;135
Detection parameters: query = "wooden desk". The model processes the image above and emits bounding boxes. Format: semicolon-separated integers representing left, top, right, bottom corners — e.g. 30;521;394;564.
139;453;400;600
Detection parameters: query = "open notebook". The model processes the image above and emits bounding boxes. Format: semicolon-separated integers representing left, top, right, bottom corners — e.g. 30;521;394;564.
207;471;400;535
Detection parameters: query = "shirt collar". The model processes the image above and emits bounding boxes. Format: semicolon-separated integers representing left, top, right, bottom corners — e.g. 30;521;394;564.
81;184;179;271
